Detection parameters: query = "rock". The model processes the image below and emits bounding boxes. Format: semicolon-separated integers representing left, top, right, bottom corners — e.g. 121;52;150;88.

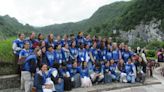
119;19;164;45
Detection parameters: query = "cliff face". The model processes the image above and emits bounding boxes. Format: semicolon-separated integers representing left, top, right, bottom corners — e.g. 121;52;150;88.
120;19;164;45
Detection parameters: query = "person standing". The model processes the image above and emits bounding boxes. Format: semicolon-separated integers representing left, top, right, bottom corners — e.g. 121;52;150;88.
21;48;41;92
12;33;25;74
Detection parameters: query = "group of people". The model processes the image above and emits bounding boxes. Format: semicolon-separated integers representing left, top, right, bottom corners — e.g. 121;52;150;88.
12;32;147;92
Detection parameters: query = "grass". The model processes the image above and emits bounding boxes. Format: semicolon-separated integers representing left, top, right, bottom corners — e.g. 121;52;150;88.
0;37;16;62
0;37;17;75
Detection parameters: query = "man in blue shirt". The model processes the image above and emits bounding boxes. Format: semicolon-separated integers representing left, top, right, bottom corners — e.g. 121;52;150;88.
12;33;25;74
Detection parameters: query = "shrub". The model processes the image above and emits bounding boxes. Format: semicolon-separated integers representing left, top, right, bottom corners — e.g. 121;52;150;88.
0;37;16;62
146;50;156;58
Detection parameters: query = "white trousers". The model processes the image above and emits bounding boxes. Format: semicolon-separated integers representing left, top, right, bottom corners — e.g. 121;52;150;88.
21;71;33;92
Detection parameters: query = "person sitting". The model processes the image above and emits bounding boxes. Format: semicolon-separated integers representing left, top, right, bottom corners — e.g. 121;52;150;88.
90;62;104;84
69;61;81;88
135;57;146;83
80;61;92;87
59;62;72;91
103;61;112;83
109;59;120;81
34;64;54;92
125;59;135;83
49;62;64;92
117;59;127;83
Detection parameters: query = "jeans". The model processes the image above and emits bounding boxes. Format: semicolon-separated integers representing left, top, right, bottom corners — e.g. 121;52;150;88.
55;79;64;92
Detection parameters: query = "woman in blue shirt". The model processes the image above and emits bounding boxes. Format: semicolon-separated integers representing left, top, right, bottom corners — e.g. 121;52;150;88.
80;61;92;87
90;62;104;84
104;61;112;83
125;59;135;83
45;45;55;67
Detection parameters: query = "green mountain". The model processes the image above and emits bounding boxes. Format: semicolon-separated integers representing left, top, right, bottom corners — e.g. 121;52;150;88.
0;0;164;40
39;0;164;37
38;1;129;35
0;15;37;40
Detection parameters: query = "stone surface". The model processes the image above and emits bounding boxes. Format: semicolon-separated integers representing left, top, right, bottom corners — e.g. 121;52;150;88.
0;74;20;90
119;19;164;45
0;63;163;92
0;77;160;92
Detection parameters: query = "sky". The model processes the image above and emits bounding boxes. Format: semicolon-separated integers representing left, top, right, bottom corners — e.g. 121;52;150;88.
0;0;130;27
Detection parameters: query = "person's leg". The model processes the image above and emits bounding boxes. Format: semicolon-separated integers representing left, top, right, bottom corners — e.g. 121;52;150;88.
126;75;132;83
20;71;25;90
55;79;64;92
111;74;116;81
81;78;85;87
90;73;96;83
131;75;135;83
98;74;104;83
24;72;32;92
64;77;72;91
14;54;20;74
86;77;92;87
122;73;127;83
150;68;153;77
120;73;126;82
120;73;124;82
115;73;120;81
104;74;109;83
73;74;81;88
141;73;146;83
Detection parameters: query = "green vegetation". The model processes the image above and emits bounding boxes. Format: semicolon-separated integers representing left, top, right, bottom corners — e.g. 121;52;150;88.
38;0;164;36
0;0;164;75
146;40;164;50
0;15;37;40
38;1;129;36
0;37;17;75
0;37;16;62
118;0;164;31
146;50;156;58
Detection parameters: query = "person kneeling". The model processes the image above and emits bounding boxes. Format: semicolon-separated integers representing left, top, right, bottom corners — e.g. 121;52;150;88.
91;62;104;84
